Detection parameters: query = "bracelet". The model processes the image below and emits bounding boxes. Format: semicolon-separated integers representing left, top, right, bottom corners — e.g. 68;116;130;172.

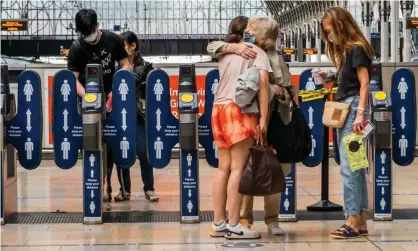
357;107;365;111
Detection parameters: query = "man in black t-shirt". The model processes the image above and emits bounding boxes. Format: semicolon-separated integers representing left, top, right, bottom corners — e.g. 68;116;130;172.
67;9;130;100
67;9;130;202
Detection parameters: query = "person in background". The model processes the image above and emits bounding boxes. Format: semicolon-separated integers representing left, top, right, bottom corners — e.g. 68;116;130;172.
67;8;130;202
320;6;373;239
107;31;159;202
207;16;294;236
209;16;272;239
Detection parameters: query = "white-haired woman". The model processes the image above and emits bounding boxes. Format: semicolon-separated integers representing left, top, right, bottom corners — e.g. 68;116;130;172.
207;16;294;236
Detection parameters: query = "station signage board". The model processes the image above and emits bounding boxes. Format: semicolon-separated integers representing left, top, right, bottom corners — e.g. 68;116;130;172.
1;19;28;31
406;17;418;29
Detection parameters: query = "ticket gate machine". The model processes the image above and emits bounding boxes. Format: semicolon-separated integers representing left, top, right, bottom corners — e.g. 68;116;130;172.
81;64;106;224
1;64;43;224
369;91;393;221
1;65;17;225
178;65;200;223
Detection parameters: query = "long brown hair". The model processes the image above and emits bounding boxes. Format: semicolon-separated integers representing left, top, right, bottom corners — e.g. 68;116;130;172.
225;16;249;43
320;7;374;70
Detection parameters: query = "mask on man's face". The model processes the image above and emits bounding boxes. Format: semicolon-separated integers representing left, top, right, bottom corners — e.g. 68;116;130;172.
243;32;257;44
84;29;100;44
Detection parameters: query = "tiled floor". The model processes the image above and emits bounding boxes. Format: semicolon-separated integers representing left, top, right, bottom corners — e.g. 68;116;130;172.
2;158;418;250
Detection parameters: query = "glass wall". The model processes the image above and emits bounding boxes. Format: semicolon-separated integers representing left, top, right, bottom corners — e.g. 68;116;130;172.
1;0;268;37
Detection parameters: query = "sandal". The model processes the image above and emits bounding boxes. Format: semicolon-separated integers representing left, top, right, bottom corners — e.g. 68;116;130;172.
330;224;359;239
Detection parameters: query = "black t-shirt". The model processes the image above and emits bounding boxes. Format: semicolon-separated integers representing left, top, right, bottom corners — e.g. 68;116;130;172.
67;30;128;95
335;45;372;101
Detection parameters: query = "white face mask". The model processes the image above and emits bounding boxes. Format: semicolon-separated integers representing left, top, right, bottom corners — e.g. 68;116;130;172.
328;34;334;43
84;29;100;43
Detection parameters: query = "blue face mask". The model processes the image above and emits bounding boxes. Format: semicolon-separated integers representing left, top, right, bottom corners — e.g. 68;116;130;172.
243;32;256;44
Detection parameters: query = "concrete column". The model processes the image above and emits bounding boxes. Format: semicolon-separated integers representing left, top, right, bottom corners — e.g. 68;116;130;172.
380;0;390;62
390;0;399;62
401;1;414;62
316;20;321;63
305;23;311;63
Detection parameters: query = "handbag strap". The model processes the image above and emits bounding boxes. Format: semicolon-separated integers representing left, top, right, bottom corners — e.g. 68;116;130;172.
255;129;267;148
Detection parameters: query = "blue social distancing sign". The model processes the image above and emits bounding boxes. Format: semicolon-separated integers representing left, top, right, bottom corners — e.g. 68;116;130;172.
299;69;324;167
391;68;416;166
146;69;179;168
103;70;136;169
52;70;82;169
6;70;43;169
199;69;219;168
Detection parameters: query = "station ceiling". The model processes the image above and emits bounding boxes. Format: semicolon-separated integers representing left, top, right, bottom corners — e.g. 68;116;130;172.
264;0;339;29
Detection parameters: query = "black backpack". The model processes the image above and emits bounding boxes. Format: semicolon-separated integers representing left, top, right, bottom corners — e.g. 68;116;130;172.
267;88;312;163
132;60;154;120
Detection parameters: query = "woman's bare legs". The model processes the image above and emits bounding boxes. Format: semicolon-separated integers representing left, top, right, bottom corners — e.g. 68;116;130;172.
227;136;255;225
212;148;231;223
359;209;368;231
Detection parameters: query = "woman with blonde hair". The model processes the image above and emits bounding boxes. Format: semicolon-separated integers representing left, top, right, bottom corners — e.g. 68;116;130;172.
320;6;374;239
209;16;272;239
207;16;293;236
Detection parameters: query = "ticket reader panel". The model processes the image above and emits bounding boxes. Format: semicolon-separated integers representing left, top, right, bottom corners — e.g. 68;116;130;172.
82;64;104;224
370;63;383;91
370;91;393;221
178;64;200;223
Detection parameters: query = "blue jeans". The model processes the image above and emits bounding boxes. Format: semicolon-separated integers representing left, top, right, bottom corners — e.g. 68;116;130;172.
136;123;155;192
336;96;368;217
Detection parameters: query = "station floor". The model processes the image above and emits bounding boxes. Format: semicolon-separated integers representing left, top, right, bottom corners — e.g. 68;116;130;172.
2;158;418;250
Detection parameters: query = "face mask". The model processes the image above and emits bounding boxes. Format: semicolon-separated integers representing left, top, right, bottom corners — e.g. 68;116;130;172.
84;29;100;44
328;34;334;43
243;32;256;44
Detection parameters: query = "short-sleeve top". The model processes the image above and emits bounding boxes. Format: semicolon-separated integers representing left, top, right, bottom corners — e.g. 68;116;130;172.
214;42;273;104
67;30;128;95
335;45;372;101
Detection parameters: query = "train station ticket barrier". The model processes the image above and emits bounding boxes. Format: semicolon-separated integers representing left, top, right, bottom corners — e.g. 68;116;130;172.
368;68;416;221
52;64;136;224
146;64;218;223
1;65;43;225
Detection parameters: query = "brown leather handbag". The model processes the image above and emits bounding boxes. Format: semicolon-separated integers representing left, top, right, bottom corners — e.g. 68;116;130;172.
238;132;286;196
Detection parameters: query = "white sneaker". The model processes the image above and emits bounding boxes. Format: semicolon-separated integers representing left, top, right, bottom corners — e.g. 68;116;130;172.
209;221;227;237
268;222;285;235
145;191;159;202
225;223;261;239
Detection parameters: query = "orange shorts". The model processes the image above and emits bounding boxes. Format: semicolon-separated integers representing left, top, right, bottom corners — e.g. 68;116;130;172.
211;103;258;149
